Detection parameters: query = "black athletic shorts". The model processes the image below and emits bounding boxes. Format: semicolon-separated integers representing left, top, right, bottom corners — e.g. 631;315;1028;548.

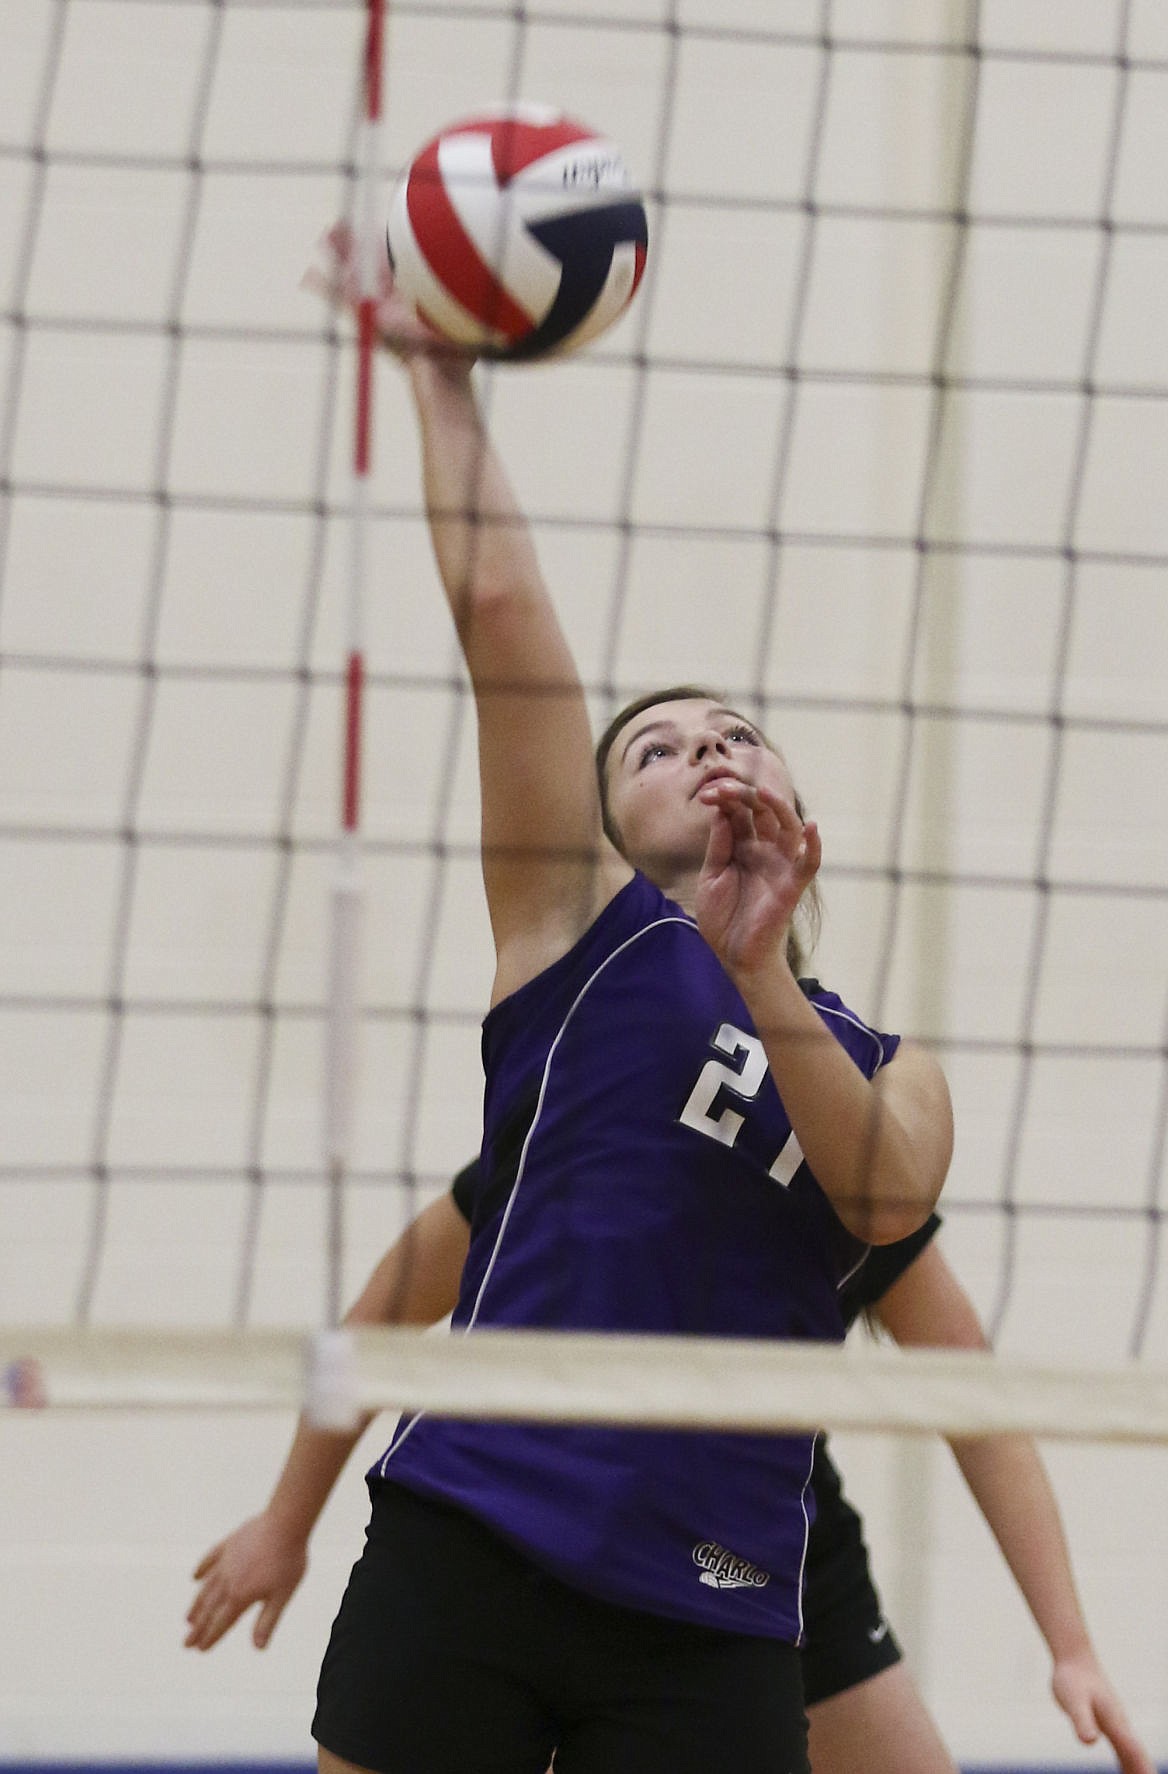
313;1481;810;1774
800;1440;902;1707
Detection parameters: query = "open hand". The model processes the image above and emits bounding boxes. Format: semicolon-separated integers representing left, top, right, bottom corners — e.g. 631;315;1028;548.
1051;1649;1156;1774
694;778;820;982
185;1511;308;1652
303;221;468;362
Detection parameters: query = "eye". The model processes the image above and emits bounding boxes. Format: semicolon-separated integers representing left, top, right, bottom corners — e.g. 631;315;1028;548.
725;724;760;746
637;741;671;770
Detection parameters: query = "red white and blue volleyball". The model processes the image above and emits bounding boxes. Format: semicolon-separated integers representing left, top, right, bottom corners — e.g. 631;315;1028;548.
386;105;648;360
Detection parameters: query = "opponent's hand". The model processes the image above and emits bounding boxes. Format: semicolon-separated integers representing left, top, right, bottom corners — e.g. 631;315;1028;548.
694;778;820;981
184;1512;308;1652
1051;1649;1156;1774
303;220;466;362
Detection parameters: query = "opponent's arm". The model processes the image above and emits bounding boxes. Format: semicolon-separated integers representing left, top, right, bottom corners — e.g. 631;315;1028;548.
876;1244;1155;1774
696;778;951;1244
185;1192;470;1652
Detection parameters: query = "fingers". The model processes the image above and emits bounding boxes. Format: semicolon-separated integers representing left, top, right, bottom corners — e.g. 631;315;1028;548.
186;1582;287;1654
302;222;381;317
253;1597;285;1650
191;1544;222;1582
1054;1668;1155;1774
695;777;799;828
701;803;734;874
1093;1694;1157;1774
184;1598;222;1650
185;1547;248;1651
696;780;819;872
185;1578;247;1652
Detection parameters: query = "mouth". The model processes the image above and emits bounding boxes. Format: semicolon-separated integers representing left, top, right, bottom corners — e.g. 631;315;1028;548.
692;767;740;797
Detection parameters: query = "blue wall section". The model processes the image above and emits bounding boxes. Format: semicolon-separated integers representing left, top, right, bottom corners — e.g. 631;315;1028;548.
3;1764;1165;1774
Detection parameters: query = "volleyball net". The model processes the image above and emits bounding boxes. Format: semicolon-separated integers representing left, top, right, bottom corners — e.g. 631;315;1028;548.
1;0;1167;1764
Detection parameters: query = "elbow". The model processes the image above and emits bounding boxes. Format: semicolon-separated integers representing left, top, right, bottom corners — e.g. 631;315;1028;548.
836;1165;946;1247
453;571;542;650
855;1200;938;1246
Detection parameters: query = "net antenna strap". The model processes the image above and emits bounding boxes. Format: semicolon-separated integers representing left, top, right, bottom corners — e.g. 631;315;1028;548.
324;0;388;1326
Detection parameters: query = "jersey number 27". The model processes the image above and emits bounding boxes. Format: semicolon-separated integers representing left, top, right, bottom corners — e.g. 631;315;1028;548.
679;1022;804;1186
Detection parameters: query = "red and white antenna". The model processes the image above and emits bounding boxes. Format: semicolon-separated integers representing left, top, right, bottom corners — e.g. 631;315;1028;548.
315;0;386;1418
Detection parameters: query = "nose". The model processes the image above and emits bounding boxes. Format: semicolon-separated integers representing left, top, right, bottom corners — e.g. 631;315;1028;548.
690;729;730;764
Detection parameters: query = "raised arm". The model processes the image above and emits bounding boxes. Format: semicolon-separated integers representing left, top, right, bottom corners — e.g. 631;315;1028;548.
875;1243;1155;1774
307;226;629;1002
185;1192;469;1653
403;350;630;1000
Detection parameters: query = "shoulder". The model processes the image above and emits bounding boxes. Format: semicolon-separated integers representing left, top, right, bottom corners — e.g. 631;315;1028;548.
799;979;900;1076
490;847;635;1006
486;866;696;1031
874;1038;952;1112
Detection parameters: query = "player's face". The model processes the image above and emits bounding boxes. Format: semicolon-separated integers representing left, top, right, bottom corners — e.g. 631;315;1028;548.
603;698;796;879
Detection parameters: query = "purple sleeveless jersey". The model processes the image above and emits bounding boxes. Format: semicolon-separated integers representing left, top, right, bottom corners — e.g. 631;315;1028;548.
375;873;899;1642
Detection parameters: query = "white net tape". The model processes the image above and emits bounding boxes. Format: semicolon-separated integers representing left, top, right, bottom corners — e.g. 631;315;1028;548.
4;1325;1168;1442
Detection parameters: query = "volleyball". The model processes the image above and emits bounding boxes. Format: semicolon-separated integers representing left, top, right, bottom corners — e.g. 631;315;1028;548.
386;104;648;360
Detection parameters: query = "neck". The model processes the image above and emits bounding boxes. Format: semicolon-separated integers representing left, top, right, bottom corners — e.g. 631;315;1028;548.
648;861;701;916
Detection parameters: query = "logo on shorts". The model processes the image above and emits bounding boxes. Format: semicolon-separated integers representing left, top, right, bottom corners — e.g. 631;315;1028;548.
692;1540;771;1590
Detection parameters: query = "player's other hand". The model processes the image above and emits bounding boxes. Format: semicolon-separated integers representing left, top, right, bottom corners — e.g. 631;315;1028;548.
695;779;820;983
1051;1648;1156;1774
185;1511;308;1652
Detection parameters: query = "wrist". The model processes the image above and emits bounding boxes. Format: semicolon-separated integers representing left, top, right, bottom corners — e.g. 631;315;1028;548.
1050;1635;1096;1669
407;348;475;400
263;1497;315;1548
727;945;803;1018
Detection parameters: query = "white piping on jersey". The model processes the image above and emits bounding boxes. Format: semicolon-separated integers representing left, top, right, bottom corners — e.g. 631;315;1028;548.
794;1433;818;1642
837;1245;872;1294
377;912;697;1476
378;939;893;1474
813;998;889;1070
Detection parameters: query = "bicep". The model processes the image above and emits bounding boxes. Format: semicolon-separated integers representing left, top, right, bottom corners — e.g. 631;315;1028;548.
469;595;628;977
873;1241;989;1351
872;1039;955;1206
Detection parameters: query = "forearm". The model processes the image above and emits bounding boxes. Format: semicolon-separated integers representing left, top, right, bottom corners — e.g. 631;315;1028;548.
737;962;947;1243
950;1432;1093;1664
262;1290;377;1545
265;1194;468;1545
403;355;610;963
406;355;545;641
264;1412;372;1545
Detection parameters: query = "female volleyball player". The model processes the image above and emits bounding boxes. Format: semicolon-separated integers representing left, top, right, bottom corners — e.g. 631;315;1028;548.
186;234;1149;1774
186;1166;1153;1774
278;242;951;1774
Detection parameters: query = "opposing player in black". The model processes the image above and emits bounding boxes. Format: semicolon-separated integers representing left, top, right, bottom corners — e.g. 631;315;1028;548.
187;1168;1153;1774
